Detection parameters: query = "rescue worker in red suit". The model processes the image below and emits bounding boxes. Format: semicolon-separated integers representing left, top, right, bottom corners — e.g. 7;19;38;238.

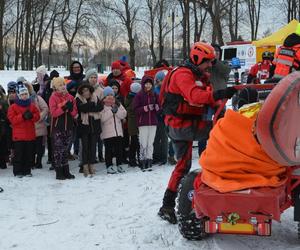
247;51;273;84
157;42;237;224
272;31;300;81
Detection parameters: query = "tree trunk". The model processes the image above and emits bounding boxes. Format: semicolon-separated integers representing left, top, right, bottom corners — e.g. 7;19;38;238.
0;0;5;70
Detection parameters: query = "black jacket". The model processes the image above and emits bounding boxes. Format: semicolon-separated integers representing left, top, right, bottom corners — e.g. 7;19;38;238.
76;97;103;136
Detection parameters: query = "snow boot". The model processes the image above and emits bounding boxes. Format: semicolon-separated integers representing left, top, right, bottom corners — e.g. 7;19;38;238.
88;164;96;177
107;165;117;174
158;206;177;224
168;156;177;165
146;159;153;171
117;165;125;173
63;164;75;179
83;164;89;177
140;160;146;172
56;168;66;180
158;189;178;224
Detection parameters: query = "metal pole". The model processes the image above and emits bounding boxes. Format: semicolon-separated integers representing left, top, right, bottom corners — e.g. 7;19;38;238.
172;9;175;66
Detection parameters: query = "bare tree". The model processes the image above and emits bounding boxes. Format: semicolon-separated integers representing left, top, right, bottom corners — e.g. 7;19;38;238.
0;0;19;70
246;0;261;40
102;0;139;69
191;0;208;42
144;0;159;66
60;0;91;66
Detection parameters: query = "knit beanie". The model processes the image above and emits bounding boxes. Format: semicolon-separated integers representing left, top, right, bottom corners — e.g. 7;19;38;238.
111;61;121;70
52;77;65;90
130;82;141;94
17;84;29;98
16;76;27;84
103;86;115;97
36;65;47;75
154;71;166;82
84;68;98;81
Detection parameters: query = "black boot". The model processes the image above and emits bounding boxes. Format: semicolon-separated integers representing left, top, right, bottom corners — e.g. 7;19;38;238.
147;159;153;171
0;159;7;169
63;164;75;179
158;189;177;224
78;163;83;173
140;160;146;172
56;168;66;180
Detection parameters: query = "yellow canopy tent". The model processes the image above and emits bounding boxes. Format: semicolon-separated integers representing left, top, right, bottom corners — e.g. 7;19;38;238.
252;19;299;47
252;19;299;61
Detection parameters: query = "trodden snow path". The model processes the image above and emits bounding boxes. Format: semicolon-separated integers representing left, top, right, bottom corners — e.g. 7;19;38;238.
0;154;299;250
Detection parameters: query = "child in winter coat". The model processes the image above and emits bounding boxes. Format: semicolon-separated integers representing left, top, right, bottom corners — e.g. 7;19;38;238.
24;82;49;169
76;84;103;177
100;86;127;174
124;82;141;167
83;68;105;163
7;84;40;177
133;75;160;171
49;77;78;180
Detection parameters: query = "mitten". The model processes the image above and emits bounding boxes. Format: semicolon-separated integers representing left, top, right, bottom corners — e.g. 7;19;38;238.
155;104;160;111
111;105;118;114
143;105;149;112
148;104;154;111
22;110;33;120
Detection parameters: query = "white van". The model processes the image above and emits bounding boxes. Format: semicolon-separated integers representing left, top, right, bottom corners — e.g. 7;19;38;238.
221;42;257;83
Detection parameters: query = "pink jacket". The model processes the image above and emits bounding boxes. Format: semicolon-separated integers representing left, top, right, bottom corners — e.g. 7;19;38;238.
100;104;127;140
49;91;77;131
33;95;49;137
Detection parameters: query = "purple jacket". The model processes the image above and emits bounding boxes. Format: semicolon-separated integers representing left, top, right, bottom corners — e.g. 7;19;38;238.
133;76;160;127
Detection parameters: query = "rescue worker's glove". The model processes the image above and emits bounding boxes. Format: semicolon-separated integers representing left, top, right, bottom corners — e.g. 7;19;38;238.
213;87;237;101
22;110;33;120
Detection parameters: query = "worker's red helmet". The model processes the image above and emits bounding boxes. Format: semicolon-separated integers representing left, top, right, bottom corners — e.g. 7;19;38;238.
190;42;215;65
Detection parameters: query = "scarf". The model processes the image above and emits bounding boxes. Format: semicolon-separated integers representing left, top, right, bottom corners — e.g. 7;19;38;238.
15;97;31;107
76;93;101;125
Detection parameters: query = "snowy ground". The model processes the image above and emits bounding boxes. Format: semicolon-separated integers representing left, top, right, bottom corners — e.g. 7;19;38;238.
0;155;299;250
0;70;299;249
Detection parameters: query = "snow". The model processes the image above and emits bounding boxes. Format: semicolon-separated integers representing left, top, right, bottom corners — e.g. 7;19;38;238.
0;70;299;250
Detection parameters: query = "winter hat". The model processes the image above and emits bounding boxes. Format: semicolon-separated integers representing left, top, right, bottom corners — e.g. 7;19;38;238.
130;82;141;94
84;68;98;81
103;86;115;97
50;70;59;80
154;71;166;82
141;75;154;86
52;77;65;90
17;84;29;98
36;65;47;75
111;61;121;70
237;87;258;109
16;76;27;84
119;55;127;63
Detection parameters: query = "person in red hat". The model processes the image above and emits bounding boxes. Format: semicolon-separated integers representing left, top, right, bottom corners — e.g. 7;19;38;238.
105;61;133;98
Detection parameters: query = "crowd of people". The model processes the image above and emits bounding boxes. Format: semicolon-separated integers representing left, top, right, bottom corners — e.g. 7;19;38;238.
0;58;178;181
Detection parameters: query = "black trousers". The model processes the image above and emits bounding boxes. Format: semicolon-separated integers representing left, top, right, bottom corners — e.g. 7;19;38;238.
13;141;35;175
104;136;123;167
47;126;52;161
35;136;44;166
81;133;98;165
128;135;139;162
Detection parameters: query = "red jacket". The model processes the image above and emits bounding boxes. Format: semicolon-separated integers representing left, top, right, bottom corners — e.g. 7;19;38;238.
161;67;216;140
248;60;272;81
7;102;40;141
49;91;78;131
104;73;133;97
